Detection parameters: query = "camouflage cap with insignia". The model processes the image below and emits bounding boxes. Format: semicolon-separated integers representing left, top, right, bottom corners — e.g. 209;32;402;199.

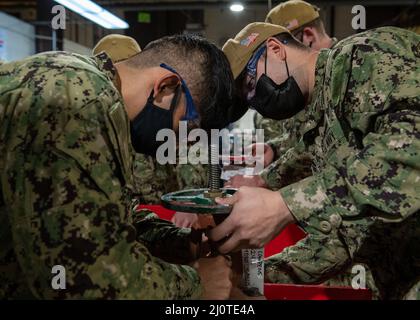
222;22;290;79
93;34;141;63
265;0;320;32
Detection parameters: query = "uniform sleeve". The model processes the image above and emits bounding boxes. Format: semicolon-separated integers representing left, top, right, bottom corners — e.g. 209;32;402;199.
266;108;420;284
266;133;291;160
254;108;292;158
255;113;286;142
133;208;201;265
260;141;313;190
260;114;314;190
133;153;185;204
176;163;208;189
5;96;202;299
133;155;207;204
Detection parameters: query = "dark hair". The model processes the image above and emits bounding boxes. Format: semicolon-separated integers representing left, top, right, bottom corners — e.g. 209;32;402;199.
292;17;327;42
126;34;235;130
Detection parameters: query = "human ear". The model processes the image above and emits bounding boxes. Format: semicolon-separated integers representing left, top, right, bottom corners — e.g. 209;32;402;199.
154;74;180;96
301;27;316;48
153;74;180;106
266;37;286;60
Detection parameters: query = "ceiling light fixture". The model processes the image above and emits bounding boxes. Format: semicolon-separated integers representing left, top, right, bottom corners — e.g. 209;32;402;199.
230;3;245;12
54;0;129;29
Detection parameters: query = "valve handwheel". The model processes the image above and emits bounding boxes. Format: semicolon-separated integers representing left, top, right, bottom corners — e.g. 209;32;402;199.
161;188;237;214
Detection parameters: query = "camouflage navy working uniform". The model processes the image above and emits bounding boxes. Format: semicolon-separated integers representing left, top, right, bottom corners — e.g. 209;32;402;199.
92;36;208;204
134;154;208;204
254;0;338;144
263;27;420;300
0;52;203;299
253;38;338;146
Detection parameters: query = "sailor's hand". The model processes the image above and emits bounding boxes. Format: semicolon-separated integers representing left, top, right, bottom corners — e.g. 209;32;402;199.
208;187;295;253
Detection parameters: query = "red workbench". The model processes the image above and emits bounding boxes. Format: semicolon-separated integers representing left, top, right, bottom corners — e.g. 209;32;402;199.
138;205;372;300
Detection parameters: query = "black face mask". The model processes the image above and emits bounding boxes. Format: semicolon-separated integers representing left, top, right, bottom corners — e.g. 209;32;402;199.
130;89;179;156
249;57;305;121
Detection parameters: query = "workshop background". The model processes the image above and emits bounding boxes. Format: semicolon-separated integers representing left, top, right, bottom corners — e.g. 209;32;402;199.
1;0;419;63
0;0;419;301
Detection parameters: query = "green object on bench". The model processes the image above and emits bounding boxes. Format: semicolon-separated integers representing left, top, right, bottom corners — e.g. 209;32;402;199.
161;188;237;214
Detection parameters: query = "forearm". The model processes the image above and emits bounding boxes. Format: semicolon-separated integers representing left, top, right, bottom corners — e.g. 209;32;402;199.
15;202;202;300
134;209;199;264
260;145;313;190
265;231;351;284
11;158;201;299
266;108;420;284
176;163;208;189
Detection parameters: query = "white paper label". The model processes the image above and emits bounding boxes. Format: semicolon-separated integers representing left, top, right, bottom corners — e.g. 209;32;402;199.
241;248;264;295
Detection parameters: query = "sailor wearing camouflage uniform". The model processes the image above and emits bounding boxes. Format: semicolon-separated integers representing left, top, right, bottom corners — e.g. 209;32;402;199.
219;22;420;299
0;34;235;299
255;0;337;143
93;35;207;205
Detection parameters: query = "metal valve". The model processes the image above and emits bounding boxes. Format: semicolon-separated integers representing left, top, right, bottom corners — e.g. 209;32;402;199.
161;187;237;214
161;143;236;214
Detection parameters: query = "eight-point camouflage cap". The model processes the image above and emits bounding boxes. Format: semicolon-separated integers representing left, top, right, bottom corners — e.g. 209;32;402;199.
93;34;141;62
265;0;320;31
222;22;290;79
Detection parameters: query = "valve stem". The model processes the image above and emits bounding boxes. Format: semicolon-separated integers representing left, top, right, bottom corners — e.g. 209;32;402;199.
205;143;223;199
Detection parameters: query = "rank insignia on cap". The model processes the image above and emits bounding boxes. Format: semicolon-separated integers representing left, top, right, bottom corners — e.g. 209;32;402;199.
240;33;259;47
285;19;299;30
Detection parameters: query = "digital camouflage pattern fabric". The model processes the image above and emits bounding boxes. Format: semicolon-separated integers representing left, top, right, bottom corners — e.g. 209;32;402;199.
264;27;420;299
0;52;202;299
93;35;208;205
254;112;285;142
133;153;208;204
254;112;313;188
254;38;338;170
258;109;314;190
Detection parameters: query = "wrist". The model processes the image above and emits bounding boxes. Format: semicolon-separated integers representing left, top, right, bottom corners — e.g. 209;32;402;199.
274;191;295;226
256;175;268;188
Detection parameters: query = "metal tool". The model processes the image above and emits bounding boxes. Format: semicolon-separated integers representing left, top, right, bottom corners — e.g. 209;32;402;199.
161;143;236;214
160;142;263;297
161;187;236;214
